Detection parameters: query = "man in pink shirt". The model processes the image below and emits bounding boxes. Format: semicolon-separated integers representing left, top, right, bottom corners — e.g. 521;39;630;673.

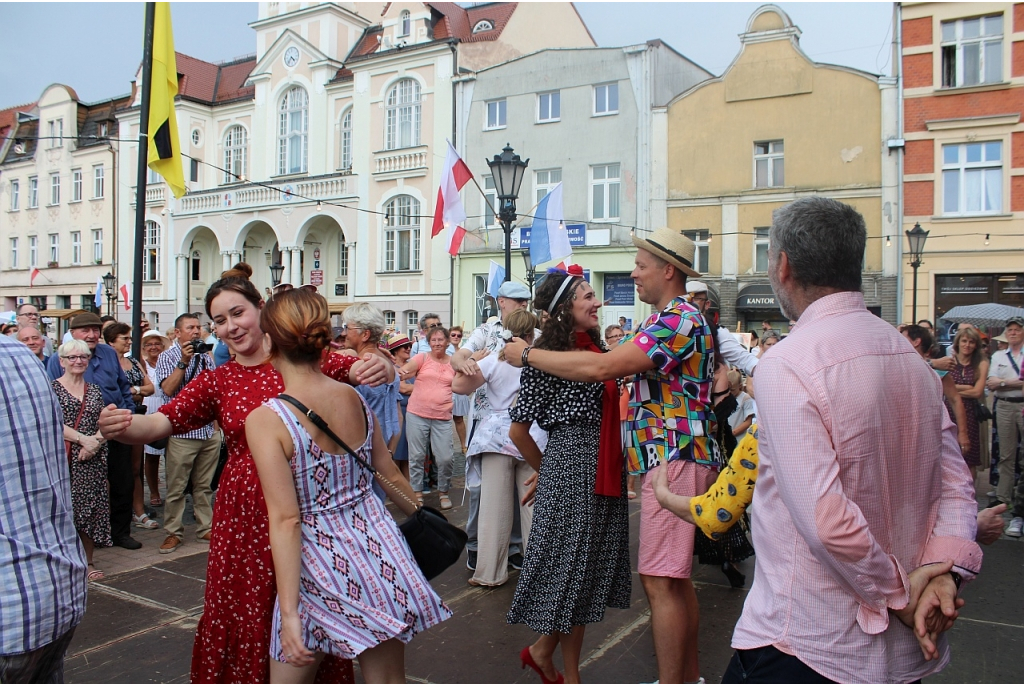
725;197;982;683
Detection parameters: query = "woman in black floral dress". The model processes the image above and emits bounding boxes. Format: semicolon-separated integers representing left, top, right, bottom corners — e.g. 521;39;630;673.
508;267;631;684
52;339;112;581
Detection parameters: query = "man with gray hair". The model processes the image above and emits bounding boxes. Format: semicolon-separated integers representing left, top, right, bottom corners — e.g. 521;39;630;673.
723;197;981;682
411;313;446;355
16;303;54;357
17;325;47;362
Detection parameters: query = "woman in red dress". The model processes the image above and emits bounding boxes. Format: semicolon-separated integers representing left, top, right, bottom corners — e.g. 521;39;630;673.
99;264;390;683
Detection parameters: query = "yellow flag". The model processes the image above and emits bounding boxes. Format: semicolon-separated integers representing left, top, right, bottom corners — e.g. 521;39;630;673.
147;2;185;198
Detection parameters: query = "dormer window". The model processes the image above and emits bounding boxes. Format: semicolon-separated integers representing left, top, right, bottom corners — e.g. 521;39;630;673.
473;20;494;33
399;10;411;37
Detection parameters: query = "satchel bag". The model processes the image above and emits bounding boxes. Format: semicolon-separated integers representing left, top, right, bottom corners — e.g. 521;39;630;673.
277;393;467;580
976;401;993;423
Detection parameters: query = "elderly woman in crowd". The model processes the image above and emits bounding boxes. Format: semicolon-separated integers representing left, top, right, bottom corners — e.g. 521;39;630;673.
342;303;400;496
453;309;545;587
387;333;415;481
399;325;456;509
947;325;990;479
52;339;111;581
141;329;170;506
759;332;780;353
104;322;158;531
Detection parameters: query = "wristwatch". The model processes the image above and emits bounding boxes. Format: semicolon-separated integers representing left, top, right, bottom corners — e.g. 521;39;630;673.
176;361;187;370
949;571;962;594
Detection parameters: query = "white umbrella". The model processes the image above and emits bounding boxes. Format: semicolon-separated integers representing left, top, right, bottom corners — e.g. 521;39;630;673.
940;303;1024;328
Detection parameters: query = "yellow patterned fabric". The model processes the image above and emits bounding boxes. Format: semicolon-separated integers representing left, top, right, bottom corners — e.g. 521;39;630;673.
690;425;759;539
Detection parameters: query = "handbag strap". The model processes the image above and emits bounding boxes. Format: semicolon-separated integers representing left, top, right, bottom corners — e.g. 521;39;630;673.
71;385;88;432
276;393;420;512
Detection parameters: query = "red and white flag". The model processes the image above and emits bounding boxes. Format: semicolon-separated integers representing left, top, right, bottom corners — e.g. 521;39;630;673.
119;283;131;311
29;268;41;287
431;141;473;256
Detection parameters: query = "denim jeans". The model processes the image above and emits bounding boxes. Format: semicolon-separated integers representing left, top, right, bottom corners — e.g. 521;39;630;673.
722;646;834;684
0;627;76;684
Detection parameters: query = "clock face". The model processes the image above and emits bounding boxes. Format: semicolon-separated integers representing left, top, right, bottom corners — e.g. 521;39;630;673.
284;47;299;67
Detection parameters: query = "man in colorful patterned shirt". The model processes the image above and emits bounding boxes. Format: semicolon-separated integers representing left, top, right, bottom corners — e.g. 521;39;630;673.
505;228;715;684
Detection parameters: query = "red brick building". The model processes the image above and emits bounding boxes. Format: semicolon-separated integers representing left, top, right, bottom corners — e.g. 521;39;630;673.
901;2;1024;330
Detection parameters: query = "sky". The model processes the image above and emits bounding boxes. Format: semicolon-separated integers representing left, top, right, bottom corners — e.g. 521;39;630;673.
0;1;895;108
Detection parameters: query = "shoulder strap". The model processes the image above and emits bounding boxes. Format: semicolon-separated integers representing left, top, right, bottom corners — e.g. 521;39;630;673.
276;393;420;511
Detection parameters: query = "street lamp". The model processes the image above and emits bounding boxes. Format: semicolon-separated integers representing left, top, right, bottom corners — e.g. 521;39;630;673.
487;143;529;282
269;262;285;290
521;250;538;299
102;272;117;316
905;222;929;323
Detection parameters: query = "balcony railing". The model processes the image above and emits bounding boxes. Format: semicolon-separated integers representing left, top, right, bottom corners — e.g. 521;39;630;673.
374;147;428;175
130;185;165;207
176;173;353;215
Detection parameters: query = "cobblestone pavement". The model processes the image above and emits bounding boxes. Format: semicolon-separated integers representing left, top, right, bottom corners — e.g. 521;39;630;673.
66;473;1023;683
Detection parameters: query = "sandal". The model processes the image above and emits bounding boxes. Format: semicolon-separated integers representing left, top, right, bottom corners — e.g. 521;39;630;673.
627;490;637;500
87;564;104;582
150;496;163;507
133;513;159;530
416;493;424;506
439;494;453;510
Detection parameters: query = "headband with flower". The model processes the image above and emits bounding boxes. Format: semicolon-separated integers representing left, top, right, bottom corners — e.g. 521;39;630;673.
546;264;585;314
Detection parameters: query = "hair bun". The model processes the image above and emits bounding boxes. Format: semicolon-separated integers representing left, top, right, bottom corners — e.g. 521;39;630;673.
300;320;333;355
222;262;253;280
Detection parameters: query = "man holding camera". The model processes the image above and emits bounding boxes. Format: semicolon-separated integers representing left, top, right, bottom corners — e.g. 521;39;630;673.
155;314;218;554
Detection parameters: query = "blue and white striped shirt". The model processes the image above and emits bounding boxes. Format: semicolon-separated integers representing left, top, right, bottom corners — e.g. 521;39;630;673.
155;341;215;440
0;336;88;655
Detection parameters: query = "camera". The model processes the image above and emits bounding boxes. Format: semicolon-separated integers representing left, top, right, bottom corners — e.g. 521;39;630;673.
188;339;214;355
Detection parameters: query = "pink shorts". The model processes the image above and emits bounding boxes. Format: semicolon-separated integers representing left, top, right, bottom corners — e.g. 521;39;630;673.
639;460;716;579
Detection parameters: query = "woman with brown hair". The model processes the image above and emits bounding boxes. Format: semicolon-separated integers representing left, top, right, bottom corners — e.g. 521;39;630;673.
248;289;450;683
507;265;630;684
99;263;389;684
947;325;990;479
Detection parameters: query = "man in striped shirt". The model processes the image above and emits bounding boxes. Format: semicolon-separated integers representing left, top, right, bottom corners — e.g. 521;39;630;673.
0;336;87;682
726;198;982;683
156;313;219;554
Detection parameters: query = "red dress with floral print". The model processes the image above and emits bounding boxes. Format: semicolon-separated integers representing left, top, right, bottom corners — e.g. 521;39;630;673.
160;354;357;684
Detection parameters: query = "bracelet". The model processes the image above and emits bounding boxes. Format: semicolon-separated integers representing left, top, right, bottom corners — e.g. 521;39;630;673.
521;346;533;368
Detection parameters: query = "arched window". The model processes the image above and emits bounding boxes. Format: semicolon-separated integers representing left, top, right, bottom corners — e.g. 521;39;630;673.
472;19;493;33
278;86;308;175
400;10;411;37
383;195;420;271
223;125;248;183
143;220;161;281
340;109;352;171
385;79;421;150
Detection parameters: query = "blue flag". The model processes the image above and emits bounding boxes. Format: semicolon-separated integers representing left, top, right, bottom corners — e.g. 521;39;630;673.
488;260;505;301
529;182;571;266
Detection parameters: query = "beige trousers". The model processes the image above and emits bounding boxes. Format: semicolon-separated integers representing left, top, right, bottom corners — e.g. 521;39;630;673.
163;434;220;539
473;454;535;586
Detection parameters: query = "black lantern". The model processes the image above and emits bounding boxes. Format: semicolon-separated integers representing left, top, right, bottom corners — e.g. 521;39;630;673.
102;272;117;316
269;263;285;289
905;223;929;323
521;250;537;299
486;144;529;282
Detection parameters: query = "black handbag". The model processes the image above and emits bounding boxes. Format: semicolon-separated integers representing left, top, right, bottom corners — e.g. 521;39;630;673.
976;401;993;422
277;394;467;580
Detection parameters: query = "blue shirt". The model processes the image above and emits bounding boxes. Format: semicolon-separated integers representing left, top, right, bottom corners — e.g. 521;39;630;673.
214;339;231;367
47;341;134;410
1;337;88;654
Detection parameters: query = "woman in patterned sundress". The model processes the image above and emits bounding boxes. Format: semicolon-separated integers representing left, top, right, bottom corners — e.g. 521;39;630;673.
507;267;631;684
248;288;450;684
52;339;111;582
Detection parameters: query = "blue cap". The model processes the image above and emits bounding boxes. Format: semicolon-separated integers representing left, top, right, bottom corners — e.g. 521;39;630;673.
497;281;531;300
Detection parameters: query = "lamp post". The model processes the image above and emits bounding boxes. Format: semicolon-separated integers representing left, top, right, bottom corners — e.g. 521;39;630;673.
905;222;929;323
487;144;529;282
269;262;285;293
521;250;538;298
102;272;117;316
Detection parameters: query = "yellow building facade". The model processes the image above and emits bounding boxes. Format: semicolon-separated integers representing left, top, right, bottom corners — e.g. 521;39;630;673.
662;4;900;332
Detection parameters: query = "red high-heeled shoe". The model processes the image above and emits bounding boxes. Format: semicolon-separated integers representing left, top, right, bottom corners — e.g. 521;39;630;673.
520;646;565;684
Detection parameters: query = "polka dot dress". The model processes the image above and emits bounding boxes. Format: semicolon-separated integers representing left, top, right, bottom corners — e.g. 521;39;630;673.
160;355;357;684
506;366;631;635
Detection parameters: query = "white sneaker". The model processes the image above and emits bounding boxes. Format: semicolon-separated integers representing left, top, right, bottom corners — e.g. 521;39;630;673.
986;490;997;498
1007;517;1023;537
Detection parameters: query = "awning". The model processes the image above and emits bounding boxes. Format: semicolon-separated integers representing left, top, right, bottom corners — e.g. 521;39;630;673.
328;303;351;316
735;285;779;311
38;308;88;320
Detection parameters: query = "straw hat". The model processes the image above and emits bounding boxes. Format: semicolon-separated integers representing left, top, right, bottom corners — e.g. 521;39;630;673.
386;333;412;351
142;329;170;348
632;228;701;278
